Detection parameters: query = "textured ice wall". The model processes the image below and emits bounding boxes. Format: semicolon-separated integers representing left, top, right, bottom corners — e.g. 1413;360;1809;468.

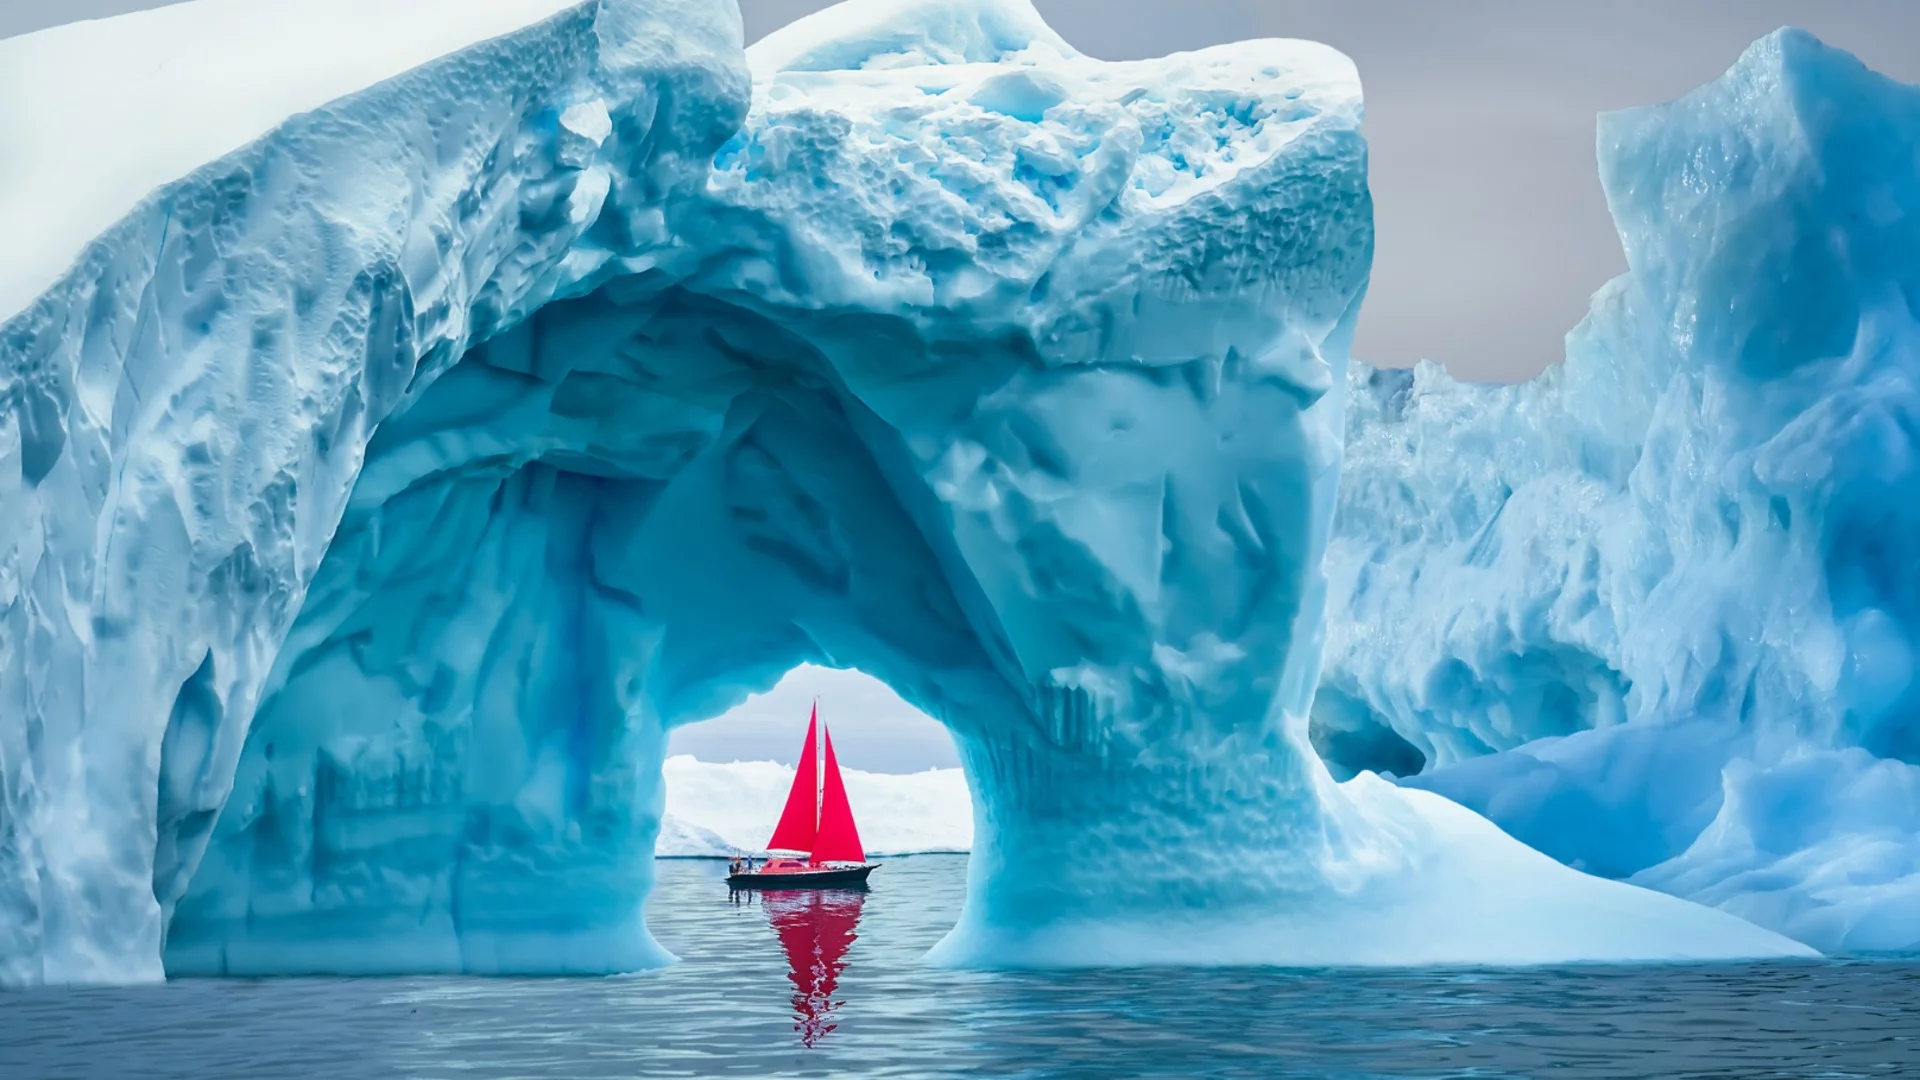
0;0;1383;980
160;0;1390;976
0;0;748;984
1324;29;1920;952
0;0;588;318
4;0;1810;982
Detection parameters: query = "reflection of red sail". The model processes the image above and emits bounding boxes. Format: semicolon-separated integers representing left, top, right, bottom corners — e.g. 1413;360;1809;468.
812;729;866;864
766;706;820;854
763;889;866;1048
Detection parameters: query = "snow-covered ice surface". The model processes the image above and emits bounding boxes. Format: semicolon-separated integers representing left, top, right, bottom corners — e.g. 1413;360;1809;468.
1;0;1812;983
1324;29;1920;954
652;812;736;859
656;755;1800;968
2;0;752;984
655;756;973;857
934;771;1805;968
0;0;590;319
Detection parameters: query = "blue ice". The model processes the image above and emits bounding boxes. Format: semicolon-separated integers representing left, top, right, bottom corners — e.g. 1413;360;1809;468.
0;0;1856;984
1323;29;1920;953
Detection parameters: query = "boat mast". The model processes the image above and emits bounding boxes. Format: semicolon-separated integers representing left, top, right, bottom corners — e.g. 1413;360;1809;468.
814;697;824;831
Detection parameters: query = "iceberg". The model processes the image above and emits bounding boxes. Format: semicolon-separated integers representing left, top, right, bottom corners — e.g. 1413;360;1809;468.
1324;29;1920;953
653;812;738;859
1;0;1811;983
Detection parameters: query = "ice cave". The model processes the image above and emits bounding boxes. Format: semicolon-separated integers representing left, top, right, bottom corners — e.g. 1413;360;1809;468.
5;0;1913;986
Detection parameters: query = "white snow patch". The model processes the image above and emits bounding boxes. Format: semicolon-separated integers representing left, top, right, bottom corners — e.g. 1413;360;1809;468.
932;772;1820;967
0;0;587;319
659;755;973;857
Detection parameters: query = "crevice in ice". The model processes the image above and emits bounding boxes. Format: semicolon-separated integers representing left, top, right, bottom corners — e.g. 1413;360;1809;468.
152;649;224;942
1308;685;1424;782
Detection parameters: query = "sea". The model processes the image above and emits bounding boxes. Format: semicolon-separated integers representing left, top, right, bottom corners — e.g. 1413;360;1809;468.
3;854;1917;1079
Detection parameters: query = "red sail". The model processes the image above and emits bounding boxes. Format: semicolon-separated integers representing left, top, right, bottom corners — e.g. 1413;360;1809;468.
766;706;819;853
811;727;867;864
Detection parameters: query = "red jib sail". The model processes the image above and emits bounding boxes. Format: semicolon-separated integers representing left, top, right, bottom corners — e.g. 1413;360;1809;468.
765;705;820;854
811;727;867;864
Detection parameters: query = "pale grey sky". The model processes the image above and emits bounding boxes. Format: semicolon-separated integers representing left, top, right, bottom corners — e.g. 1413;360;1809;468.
735;0;1920;383
8;0;1918;769
8;1;1919;381
667;664;960;772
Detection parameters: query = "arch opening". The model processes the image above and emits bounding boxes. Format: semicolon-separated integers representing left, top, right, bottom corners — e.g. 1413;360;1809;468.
658;665;972;860
667;665;962;776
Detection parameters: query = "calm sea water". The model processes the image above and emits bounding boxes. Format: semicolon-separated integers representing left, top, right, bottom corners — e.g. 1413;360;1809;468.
4;854;1918;1079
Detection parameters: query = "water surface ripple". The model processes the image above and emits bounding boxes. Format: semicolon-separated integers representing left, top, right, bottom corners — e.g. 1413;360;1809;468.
4;856;1917;1078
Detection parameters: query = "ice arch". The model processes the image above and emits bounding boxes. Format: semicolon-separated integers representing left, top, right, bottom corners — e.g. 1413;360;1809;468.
167;275;1336;975
1;0;1806;983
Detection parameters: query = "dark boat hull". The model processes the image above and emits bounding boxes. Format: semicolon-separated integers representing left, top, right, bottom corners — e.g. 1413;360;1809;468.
727;864;877;889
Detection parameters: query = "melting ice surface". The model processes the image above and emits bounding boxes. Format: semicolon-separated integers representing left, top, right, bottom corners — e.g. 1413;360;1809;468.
1323;29;1920;954
0;0;1823;984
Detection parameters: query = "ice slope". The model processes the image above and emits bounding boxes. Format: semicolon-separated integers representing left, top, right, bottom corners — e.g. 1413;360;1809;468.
658;758;1805;967
1;0;1807;983
656;756;973;857
1;0;751;984
0;0;589;319
654;814;737;858
1323;29;1920;953
936;770;1805;968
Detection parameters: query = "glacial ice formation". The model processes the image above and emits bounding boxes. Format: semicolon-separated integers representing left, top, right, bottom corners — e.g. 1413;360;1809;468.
657;755;973;857
2;0;741;983
1;0;1812;983
1323;29;1920;953
0;0;588;319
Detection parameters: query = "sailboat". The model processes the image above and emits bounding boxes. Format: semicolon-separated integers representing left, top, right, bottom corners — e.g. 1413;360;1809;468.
727;702;878;889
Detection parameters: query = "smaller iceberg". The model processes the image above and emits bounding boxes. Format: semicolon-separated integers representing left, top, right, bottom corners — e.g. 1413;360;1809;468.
654;813;738;859
1322;28;1920;954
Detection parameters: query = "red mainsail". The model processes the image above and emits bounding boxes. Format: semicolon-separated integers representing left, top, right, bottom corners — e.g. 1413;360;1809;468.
811;728;867;864
765;705;820;854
